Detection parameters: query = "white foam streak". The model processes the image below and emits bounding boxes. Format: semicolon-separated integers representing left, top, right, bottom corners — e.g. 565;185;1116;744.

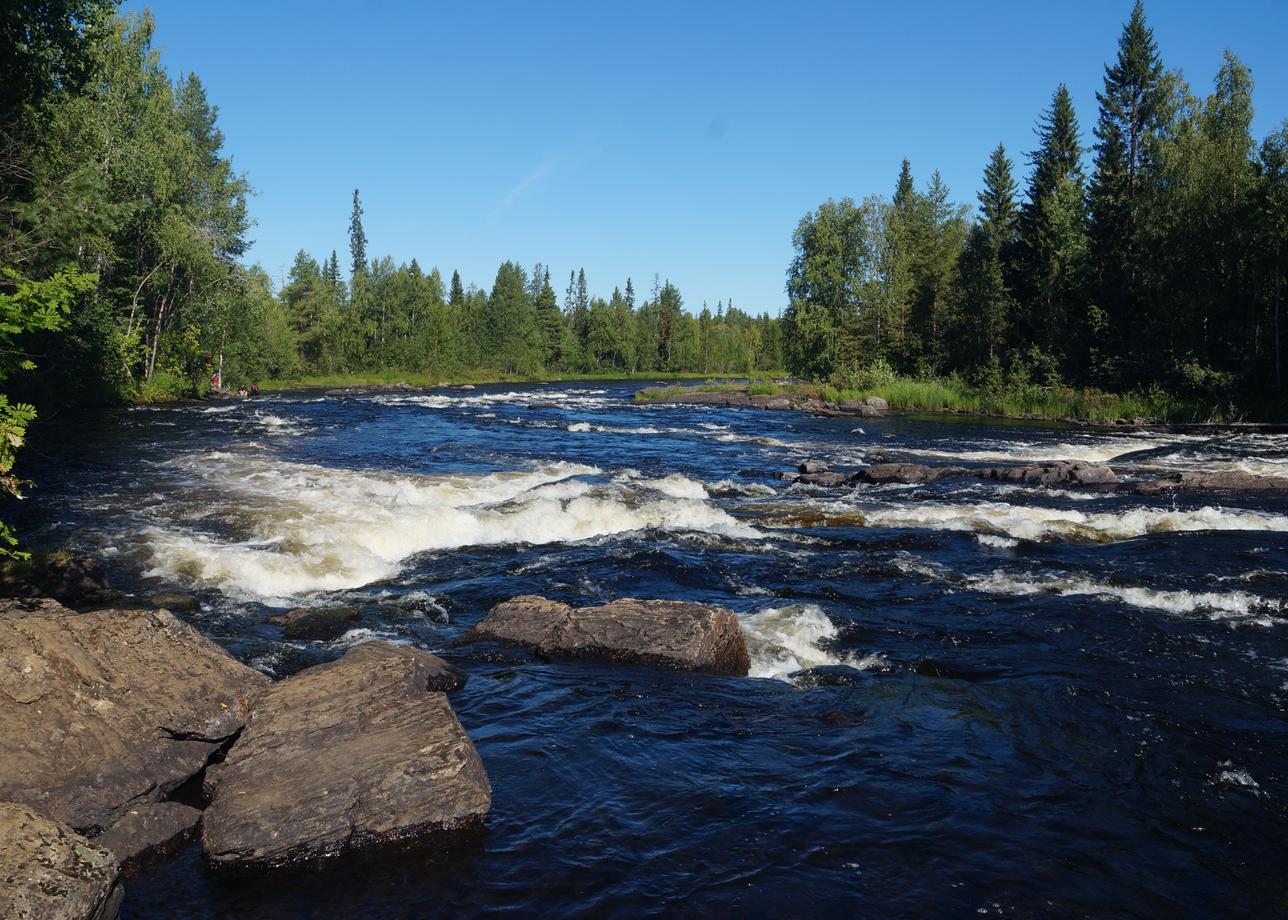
856;501;1288;544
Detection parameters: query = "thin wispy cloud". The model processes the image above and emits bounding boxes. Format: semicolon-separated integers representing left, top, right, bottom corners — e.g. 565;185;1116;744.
490;153;559;220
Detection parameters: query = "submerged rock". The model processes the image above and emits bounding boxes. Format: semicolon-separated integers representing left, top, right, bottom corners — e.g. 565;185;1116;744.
1135;470;1288;495
268;605;361;641
0;606;268;833
146;591;200;613
797;471;848;487
462;595;751;676
202;641;489;870
94;802;201;873
0;801;123;920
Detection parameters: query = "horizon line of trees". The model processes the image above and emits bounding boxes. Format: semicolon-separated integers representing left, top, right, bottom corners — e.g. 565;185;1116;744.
254;189;782;382
782;1;1287;406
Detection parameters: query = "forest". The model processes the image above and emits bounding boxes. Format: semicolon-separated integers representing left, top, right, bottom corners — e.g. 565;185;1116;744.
782;3;1287;413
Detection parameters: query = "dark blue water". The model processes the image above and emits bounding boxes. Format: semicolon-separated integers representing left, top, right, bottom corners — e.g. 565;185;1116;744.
16;381;1288;918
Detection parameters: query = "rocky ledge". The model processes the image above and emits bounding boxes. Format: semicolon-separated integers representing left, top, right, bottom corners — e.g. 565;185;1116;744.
786;459;1121;489
461;595;751;676
202;642;487;870
782;458;1288;494
1134;470;1288;495
0;605;267;833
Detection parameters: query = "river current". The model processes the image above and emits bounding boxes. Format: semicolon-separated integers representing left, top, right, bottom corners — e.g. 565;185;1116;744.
15;381;1288;917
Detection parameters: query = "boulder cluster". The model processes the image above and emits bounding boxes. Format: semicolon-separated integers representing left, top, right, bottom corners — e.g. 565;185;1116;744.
0;591;751;917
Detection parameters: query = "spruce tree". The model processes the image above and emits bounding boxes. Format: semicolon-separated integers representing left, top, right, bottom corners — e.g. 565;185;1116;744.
1018;84;1088;369
348;188;367;279
979;143;1019;242
1088;0;1165;381
449;270;464;307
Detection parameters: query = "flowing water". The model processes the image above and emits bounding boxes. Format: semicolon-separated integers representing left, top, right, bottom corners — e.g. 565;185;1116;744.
15;382;1288;917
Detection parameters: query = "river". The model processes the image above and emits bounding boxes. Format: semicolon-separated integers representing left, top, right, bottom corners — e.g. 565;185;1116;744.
15;381;1288;917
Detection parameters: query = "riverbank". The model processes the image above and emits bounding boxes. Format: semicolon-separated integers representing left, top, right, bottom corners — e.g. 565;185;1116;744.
256;369;760;393
635;379;1285;427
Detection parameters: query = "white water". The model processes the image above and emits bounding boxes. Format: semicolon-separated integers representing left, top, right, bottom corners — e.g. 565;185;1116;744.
816;500;1288;544
895;555;1284;627
140;455;761;602
739;603;886;681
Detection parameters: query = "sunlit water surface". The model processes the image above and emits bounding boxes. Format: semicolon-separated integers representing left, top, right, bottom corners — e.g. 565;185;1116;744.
16;382;1288;917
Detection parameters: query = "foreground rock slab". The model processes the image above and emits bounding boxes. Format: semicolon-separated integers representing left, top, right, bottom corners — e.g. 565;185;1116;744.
202;641;488;870
463;595;751;676
0;802;122;920
0;606;268;832
94;802;202;873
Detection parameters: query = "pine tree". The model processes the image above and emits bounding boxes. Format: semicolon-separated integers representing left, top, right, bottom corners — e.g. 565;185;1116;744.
348;188;367;279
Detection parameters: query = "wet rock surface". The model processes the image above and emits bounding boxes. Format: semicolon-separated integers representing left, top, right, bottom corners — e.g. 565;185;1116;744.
145;591;200;612
462;595;751;676
0;801;123;920
93;802;202;873
201;641;489;870
1135;470;1288;494
267;605;361;640
0;605;268;833
975;461;1119;487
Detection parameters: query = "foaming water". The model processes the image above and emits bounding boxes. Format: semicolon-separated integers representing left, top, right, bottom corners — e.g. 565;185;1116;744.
140;455;758;601
740;603;886;680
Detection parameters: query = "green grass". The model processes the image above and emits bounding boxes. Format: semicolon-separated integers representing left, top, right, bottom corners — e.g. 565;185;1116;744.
635;375;1242;423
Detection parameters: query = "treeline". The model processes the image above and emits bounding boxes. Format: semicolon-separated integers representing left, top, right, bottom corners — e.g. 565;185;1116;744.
264;195;782;382
783;1;1287;408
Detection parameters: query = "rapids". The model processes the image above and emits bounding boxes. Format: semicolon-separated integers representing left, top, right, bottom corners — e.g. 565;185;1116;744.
14;381;1288;917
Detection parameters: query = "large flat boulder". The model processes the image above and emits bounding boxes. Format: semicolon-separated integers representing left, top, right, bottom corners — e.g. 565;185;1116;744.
462;595;751;676
0;801;122;920
0;606;268;833
202;642;489;870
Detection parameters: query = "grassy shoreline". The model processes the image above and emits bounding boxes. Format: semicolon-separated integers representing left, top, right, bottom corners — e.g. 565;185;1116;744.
635;378;1274;425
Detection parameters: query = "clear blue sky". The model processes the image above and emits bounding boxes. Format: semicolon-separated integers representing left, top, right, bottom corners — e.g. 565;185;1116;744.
124;0;1287;315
